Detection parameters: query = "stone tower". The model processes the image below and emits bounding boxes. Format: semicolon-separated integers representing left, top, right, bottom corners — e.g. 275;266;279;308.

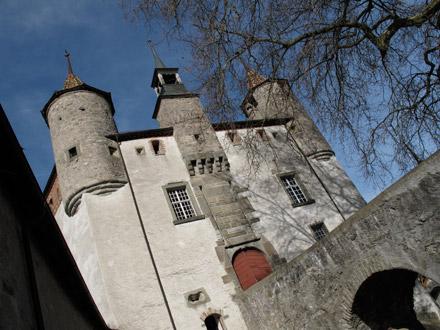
241;66;365;219
42;52;127;216
150;48;281;275
241;67;333;159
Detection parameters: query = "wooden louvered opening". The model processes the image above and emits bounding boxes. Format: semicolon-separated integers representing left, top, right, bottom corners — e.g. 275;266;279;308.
232;248;272;290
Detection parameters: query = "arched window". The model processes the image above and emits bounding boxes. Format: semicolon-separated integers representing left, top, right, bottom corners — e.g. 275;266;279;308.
204;313;225;330
232;248;272;290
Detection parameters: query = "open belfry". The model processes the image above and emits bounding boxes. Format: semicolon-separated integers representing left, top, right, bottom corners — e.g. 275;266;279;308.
39;48;439;330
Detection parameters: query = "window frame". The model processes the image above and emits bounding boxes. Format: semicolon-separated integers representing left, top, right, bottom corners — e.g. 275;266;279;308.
310;222;329;241
66;145;80;161
277;172;315;207
108;145;118;157
226;131;241;145
256;128;269;141
150;139;165;155
162;182;204;225
135;146;145;155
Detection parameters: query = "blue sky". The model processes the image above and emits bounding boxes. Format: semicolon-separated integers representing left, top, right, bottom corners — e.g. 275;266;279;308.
0;0;384;201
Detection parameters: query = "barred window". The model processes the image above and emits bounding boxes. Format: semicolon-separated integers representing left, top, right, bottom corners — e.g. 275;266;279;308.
281;175;308;205
167;187;196;221
310;222;329;241
226;131;241;145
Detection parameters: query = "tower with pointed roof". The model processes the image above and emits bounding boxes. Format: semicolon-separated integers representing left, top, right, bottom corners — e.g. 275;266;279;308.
42;52;127;216
241;66;333;159
41;48;366;330
241;64;365;218
149;46;276;262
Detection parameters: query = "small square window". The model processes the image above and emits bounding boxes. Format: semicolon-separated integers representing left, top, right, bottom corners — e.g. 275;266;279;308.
194;134;204;143
150;139;165;155
108;146;118;156
227;131;241;145
280;174;309;206
256;129;268;141
310;222;329;241
68;147;78;160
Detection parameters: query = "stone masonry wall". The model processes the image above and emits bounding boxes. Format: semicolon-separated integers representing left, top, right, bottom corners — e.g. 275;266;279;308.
156;96;262;254
250;81;332;158
47;90;126;215
46;173;62;215
237;151;440;329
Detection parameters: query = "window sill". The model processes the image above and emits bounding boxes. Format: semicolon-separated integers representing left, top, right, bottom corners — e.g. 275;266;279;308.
173;215;205;225
291;199;315;208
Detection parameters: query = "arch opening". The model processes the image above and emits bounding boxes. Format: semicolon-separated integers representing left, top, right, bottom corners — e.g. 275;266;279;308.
430;287;440;302
232;248;272;290
351;269;440;330
204;313;225;330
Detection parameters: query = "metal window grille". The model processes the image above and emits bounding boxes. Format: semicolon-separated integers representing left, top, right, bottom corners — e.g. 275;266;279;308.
168;188;196;221
311;222;328;241
281;175;307;205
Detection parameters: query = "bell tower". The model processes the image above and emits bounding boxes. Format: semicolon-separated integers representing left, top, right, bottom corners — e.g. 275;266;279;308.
148;46;279;268
149;44;225;157
42;52;127;216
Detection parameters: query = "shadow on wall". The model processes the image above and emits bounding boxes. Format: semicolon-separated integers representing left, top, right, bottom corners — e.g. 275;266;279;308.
225;127;365;259
234;151;440;330
231;169;363;259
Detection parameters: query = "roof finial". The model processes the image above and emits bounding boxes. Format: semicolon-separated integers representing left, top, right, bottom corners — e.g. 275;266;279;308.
237;56;267;89
63;50;83;90
147;40;166;68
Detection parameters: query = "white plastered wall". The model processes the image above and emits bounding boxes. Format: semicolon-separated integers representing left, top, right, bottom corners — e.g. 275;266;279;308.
117;136;247;330
216;125;362;262
55;134;249;329
55;202;118;329
55;184;174;330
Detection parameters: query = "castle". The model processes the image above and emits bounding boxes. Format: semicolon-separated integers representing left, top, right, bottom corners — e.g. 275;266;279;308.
40;50;364;329
35;50;440;330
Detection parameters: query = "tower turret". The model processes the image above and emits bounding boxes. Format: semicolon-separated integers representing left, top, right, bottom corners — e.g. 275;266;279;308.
241;66;333;159
148;47;281;281
149;42;189;99
42;52;127;216
149;44;224;157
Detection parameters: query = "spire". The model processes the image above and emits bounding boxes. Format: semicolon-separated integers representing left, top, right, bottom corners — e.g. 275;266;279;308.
63;50;83;89
238;57;267;89
246;68;267;89
147;40;166;68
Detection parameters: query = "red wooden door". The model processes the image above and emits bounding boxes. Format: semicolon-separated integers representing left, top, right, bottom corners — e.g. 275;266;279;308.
233;249;272;290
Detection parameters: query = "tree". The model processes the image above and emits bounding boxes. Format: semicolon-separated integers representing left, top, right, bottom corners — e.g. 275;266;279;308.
122;0;439;182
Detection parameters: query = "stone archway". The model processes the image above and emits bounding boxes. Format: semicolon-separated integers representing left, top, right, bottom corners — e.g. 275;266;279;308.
350;269;440;330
